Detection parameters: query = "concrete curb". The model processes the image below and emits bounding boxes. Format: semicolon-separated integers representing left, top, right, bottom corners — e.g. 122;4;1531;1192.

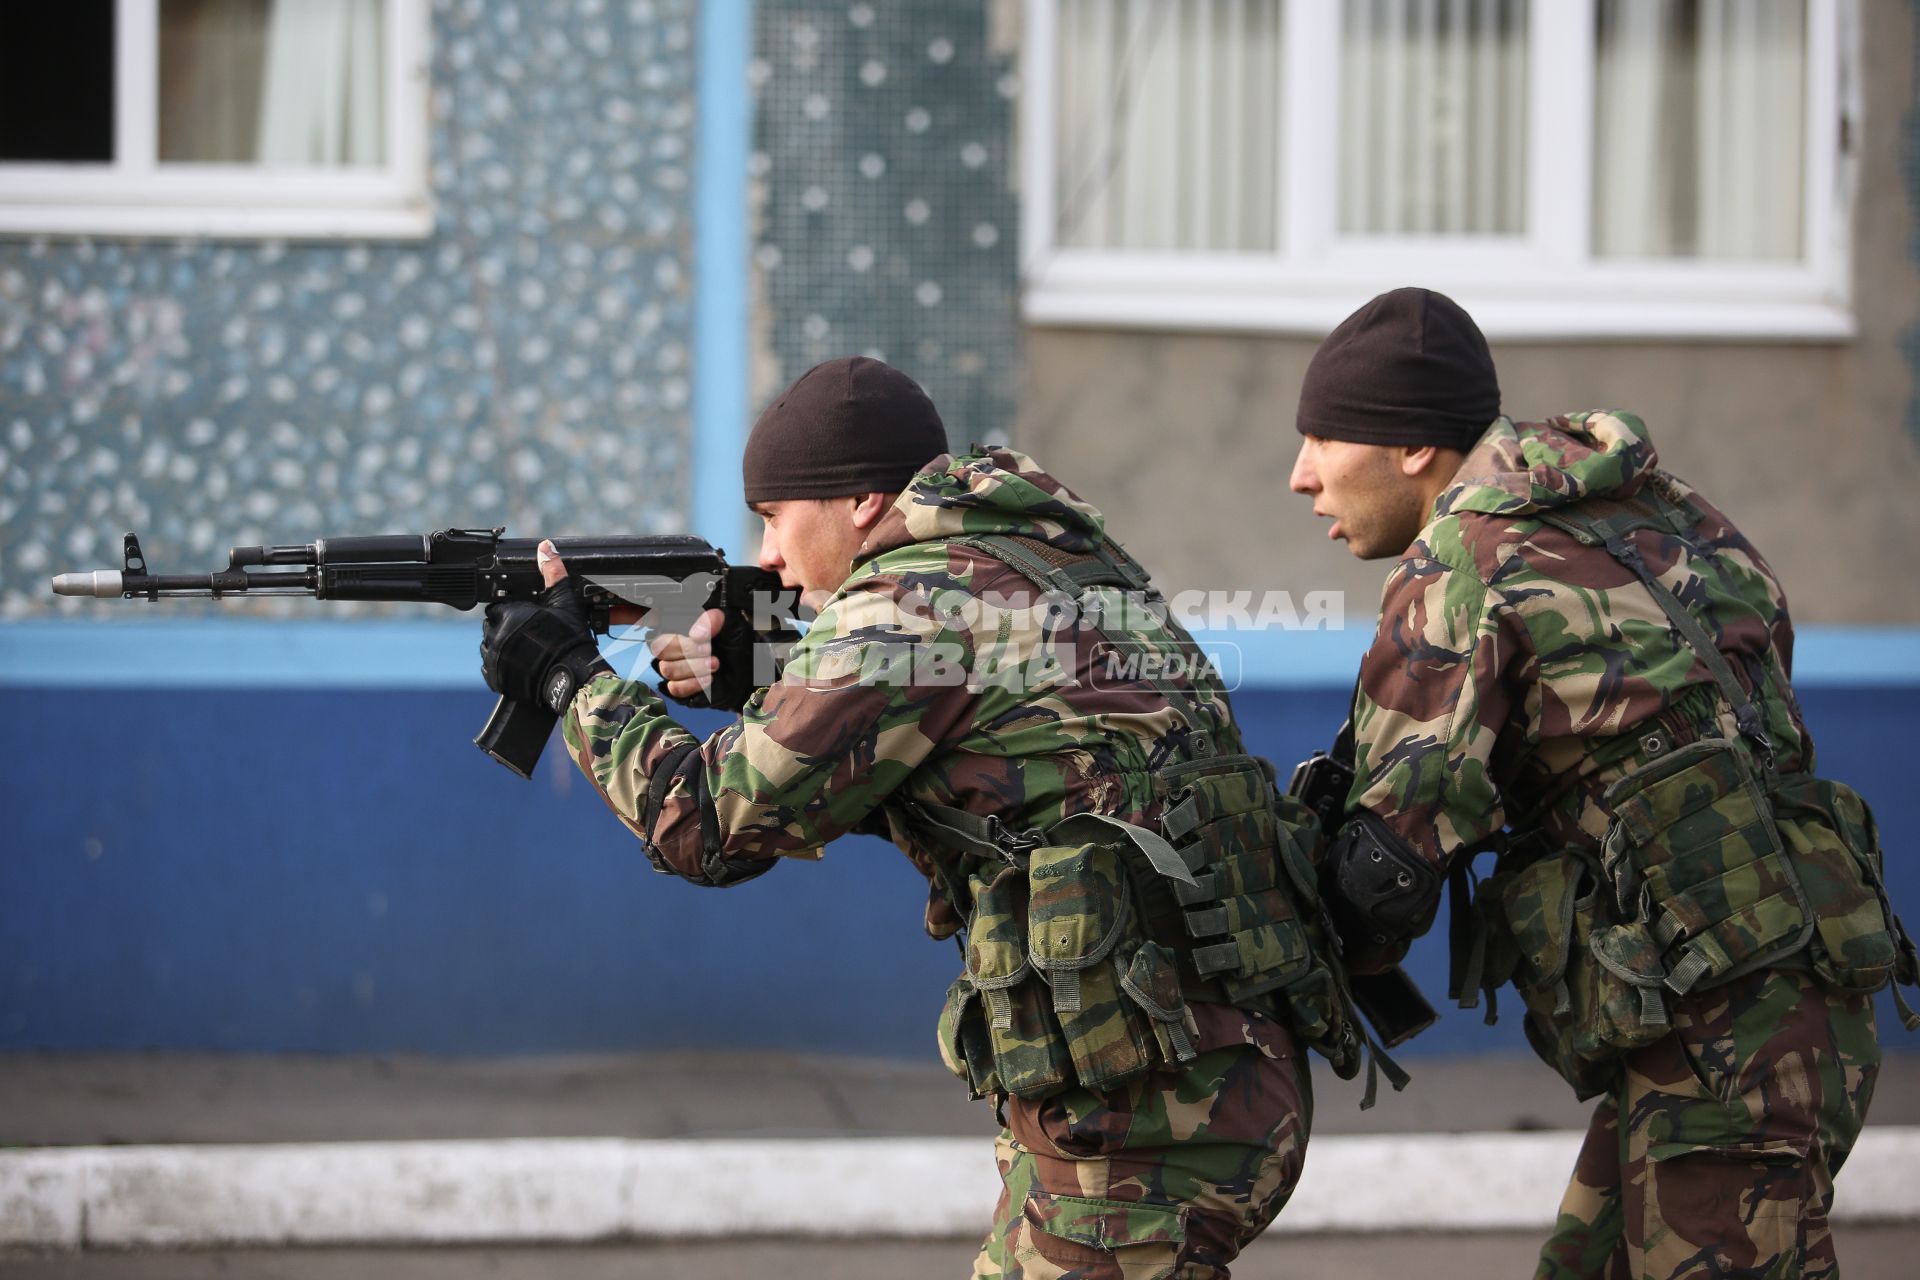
5;1129;1918;1250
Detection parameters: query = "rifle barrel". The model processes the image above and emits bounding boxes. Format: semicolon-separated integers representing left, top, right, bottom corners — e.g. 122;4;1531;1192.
51;569;317;598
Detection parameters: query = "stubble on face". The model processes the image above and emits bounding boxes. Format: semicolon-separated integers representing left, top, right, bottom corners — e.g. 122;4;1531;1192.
1292;437;1433;560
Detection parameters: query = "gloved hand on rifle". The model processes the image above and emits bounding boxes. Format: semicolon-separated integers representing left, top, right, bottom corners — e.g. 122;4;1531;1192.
481;539;732;712
479;540;614;714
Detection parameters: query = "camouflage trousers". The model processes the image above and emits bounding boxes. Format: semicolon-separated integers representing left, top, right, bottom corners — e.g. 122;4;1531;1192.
1536;967;1880;1280
971;1018;1310;1279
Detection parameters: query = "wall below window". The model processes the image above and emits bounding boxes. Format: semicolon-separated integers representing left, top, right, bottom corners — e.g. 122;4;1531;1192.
4;676;1915;1058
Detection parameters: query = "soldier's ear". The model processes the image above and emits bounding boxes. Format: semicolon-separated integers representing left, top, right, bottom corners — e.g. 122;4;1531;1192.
1399;445;1444;478
849;491;894;530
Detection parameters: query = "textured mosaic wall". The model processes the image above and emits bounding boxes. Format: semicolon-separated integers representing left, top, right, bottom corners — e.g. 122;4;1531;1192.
0;0;698;618
752;0;1020;447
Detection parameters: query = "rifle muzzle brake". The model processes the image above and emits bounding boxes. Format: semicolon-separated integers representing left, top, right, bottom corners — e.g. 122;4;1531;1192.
51;571;124;598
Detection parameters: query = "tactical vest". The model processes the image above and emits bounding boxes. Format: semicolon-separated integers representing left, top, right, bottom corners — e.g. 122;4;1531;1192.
893;533;1371;1104
1462;483;1920;1097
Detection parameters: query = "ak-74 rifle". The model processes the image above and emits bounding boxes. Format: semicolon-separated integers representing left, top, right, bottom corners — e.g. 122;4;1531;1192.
52;529;804;779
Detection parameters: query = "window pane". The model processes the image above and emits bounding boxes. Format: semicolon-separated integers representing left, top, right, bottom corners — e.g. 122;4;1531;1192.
0;3;115;163
160;0;271;162
1054;0;1283;252
1593;0;1803;260
161;0;386;166
1338;0;1529;236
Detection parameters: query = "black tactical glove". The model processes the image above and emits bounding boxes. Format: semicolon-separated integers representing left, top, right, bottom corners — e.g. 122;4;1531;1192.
480;576;613;714
1324;810;1443;950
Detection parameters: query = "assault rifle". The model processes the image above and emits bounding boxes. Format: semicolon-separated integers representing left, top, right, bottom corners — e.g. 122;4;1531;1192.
51;529;805;779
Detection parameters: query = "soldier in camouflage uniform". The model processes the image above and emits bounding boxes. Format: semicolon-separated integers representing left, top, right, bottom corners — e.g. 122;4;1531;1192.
1288;288;1915;1280
479;356;1361;1278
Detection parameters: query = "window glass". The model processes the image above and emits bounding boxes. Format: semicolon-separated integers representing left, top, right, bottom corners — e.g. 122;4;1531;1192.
1593;0;1804;259
1054;0;1283;252
0;4;116;162
159;0;271;162
160;0;386;167
1338;0;1529;236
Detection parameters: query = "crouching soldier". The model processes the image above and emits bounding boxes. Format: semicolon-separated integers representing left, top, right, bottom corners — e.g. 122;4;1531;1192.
1290;288;1919;1279
480;356;1371;1277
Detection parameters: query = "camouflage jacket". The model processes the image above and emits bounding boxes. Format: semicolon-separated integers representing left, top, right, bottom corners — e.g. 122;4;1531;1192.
561;450;1270;1050
1347;411;1810;892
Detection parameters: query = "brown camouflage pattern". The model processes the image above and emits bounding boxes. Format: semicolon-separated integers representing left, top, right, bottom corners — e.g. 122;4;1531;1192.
1350;412;1810;867
973;1010;1309;1279
1535;967;1878;1280
1344;413;1892;1276
561;448;1234;927
556;449;1317;1259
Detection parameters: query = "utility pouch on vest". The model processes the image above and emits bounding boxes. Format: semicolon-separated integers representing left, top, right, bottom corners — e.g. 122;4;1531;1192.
1160;756;1316;1001
963;863;1072;1098
1602;737;1813;995
1027;841;1164;1090
936;974;1003;1099
1488;849;1664;1097
1771;773;1917;1003
1161;754;1363;1081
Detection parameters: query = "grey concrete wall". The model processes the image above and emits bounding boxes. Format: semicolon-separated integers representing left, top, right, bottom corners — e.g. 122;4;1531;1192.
1018;1;1920;626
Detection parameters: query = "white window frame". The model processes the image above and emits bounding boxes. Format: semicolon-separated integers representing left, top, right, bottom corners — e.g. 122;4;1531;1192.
1021;0;1857;341
0;0;432;240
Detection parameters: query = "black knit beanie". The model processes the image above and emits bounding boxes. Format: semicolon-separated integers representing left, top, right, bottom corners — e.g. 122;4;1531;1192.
1296;288;1500;451
742;356;949;503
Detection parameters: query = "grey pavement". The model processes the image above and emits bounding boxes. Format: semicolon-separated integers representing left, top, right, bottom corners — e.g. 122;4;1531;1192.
5;1230;1920;1279
8;1048;1916;1146
4;1050;1915;1276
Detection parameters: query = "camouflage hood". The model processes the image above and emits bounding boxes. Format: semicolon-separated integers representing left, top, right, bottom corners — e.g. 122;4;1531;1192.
1439;412;1661;521
853;447;1109;568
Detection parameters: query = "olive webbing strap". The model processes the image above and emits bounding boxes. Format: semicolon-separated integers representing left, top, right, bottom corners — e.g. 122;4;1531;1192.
904;799;1030;862
950;533;1216;746
1534;499;1775;771
895;799;1023;945
1332;961;1414;1110
1087;532;1232;750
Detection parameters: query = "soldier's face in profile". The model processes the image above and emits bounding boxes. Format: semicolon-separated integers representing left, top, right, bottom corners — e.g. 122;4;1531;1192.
1288;435;1431;560
751;497;871;609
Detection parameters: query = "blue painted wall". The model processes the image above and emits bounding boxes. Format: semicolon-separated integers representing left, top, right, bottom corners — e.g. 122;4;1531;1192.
5;675;1916;1057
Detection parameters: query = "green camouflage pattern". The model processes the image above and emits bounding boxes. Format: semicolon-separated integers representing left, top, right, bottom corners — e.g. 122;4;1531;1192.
1027;841;1158;1090
1773;774;1906;993
562;448;1234;927
1345;412;1902;1081
1601;738;1810;992
973;1013;1309;1279
957;859;1075;1099
559;448;1320;1254
1349;412;1811;866
1535;967;1878;1280
1343;412;1893;1275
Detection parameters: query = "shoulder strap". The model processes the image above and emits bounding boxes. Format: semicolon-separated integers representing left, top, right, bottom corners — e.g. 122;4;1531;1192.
1535;490;1775;773
950;533;1220;759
